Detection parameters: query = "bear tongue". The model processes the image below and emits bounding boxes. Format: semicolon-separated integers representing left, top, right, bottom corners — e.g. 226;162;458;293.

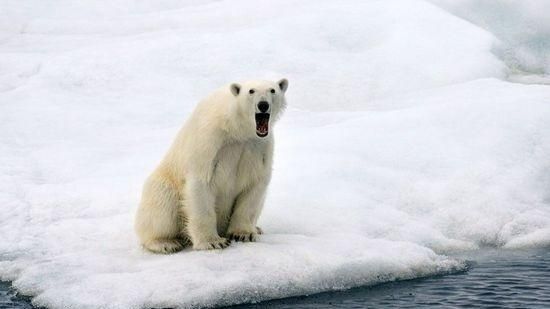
257;119;268;134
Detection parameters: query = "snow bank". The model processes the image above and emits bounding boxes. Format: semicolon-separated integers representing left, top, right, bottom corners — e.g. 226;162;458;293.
1;0;549;308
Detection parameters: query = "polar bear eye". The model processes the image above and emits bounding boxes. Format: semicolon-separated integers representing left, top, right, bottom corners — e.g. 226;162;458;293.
249;89;255;94
270;88;276;94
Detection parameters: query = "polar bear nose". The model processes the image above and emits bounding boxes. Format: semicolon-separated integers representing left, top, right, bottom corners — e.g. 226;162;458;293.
258;101;270;113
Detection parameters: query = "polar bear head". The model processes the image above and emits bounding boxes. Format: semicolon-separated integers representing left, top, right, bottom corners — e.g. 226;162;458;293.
230;79;288;139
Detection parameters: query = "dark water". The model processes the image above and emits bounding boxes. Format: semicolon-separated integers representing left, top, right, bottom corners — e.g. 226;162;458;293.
227;249;550;308
0;282;33;309
2;249;550;309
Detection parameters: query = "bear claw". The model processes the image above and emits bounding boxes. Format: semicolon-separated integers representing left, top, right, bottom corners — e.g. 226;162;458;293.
195;237;230;250
229;232;257;242
143;239;186;254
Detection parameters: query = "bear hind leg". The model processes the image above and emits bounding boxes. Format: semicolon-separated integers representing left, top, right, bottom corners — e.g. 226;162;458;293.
135;176;188;254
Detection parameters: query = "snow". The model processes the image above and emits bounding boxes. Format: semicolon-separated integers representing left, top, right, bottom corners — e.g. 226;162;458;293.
0;0;549;308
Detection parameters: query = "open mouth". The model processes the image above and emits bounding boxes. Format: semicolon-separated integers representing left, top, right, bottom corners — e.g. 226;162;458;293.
255;113;270;137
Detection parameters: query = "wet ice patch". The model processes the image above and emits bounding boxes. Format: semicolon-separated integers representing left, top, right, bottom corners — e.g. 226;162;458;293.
431;0;550;78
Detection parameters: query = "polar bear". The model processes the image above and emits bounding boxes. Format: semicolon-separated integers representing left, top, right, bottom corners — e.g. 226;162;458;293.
135;79;288;253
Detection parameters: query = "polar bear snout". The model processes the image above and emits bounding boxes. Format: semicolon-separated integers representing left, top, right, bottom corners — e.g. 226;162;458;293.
257;101;270;113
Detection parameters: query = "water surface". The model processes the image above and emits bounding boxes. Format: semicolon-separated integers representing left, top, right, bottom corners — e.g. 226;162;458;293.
227;249;550;308
2;249;549;308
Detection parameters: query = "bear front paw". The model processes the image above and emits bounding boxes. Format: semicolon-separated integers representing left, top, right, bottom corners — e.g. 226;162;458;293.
193;237;230;250
228;231;258;242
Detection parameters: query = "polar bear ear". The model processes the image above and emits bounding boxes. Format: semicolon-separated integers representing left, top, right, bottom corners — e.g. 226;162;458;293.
277;78;289;93
230;83;241;96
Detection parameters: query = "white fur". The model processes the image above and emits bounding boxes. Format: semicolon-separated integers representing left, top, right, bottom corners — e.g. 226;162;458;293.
135;79;288;253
